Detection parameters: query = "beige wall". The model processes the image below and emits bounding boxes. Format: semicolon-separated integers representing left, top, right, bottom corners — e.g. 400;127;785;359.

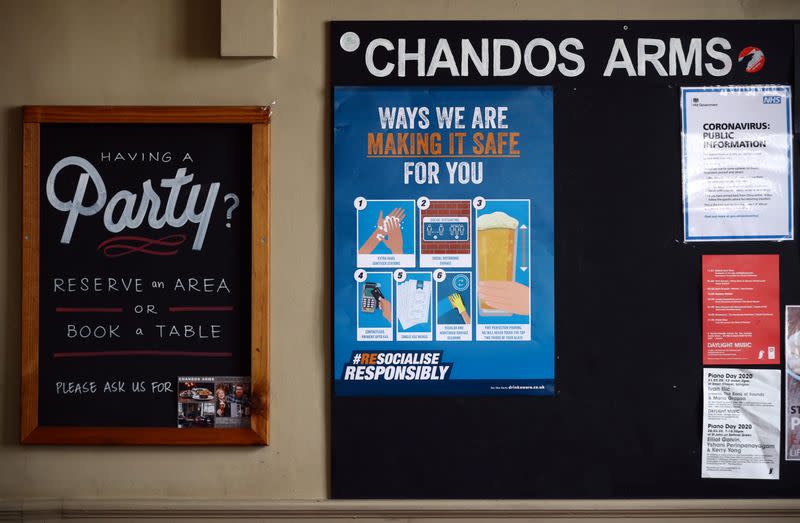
1;0;800;511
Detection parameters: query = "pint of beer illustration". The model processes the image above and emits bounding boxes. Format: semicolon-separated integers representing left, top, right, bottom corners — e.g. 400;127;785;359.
476;211;518;316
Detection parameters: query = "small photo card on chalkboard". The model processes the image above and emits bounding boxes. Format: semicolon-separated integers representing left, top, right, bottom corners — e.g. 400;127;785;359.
177;376;251;429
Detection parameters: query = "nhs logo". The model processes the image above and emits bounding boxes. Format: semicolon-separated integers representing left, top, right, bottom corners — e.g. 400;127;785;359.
763;96;782;104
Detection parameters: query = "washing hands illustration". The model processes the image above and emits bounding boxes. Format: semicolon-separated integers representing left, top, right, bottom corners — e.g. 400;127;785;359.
358;207;406;255
448;292;471;325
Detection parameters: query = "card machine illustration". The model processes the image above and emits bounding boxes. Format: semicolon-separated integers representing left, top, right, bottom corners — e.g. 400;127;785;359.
361;282;384;313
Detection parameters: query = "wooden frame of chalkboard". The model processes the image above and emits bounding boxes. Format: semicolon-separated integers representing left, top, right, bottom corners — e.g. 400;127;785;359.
20;106;270;445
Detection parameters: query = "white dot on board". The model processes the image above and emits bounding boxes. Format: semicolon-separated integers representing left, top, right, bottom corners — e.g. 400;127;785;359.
340;32;360;52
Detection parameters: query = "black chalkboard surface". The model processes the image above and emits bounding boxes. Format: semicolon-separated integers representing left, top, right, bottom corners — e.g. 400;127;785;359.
22;107;270;445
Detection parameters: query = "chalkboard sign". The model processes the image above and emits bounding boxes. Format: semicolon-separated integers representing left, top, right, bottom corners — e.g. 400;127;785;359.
21;107;270;445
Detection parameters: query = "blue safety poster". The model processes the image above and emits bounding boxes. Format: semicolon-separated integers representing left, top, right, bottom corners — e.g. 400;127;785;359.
333;86;555;396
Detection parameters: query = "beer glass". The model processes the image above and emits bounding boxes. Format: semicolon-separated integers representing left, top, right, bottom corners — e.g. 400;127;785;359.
476;211;518;316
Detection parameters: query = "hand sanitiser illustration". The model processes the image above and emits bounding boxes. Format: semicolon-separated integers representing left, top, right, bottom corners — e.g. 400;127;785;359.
355;200;416;268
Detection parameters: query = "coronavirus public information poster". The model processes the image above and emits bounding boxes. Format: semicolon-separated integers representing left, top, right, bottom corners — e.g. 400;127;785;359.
333;87;555;396
681;85;793;242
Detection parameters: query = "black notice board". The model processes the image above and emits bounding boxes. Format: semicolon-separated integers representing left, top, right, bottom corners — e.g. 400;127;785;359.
22;107;270;445
330;20;800;498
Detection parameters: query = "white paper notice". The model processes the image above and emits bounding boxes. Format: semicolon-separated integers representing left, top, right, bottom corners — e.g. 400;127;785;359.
681;86;793;242
701;368;780;479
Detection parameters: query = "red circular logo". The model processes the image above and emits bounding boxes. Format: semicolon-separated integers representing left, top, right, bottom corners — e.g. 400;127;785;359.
738;46;765;73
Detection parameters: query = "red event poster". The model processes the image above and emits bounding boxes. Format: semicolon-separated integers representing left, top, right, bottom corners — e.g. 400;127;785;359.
702;255;779;365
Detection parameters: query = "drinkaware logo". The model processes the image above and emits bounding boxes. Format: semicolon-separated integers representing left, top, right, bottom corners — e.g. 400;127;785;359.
339;31;756;79
738;46;765;73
